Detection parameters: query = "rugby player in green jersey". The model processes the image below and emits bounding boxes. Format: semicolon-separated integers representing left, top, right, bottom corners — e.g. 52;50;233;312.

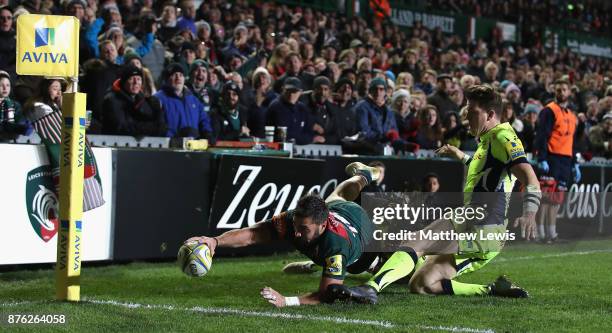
330;84;542;304
185;162;383;308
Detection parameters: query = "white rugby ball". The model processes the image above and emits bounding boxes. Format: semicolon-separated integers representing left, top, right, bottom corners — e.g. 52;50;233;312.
178;242;213;277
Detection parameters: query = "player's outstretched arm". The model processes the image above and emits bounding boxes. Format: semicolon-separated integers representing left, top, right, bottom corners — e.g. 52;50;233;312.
435;144;471;164
510;163;541;240
261;276;342;308
184;222;276;256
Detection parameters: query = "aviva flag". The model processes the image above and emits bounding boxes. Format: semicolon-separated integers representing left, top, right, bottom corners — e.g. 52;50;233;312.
17;14;79;77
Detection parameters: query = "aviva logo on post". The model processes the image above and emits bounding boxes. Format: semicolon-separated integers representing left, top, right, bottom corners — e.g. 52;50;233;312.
35;27;55;47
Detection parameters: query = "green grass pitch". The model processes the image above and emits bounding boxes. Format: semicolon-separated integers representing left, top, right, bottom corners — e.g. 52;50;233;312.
1;239;611;332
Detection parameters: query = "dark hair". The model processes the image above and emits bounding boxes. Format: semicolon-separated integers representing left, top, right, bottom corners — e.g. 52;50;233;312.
422;172;439;191
36;79;64;107
294;194;329;225
423;172;439;181
368;161;385;169
465;84;502;117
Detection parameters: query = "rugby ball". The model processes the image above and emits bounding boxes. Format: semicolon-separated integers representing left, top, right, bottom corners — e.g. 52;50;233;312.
178;242;213;277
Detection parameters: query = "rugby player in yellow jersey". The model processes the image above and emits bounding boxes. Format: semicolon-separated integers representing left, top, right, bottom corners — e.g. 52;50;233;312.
330;84;542;304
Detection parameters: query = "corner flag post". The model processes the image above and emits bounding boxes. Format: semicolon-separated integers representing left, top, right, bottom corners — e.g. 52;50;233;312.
16;14;84;301
55;92;87;301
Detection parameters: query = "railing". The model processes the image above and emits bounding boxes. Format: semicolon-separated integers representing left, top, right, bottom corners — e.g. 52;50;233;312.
7;134;612;164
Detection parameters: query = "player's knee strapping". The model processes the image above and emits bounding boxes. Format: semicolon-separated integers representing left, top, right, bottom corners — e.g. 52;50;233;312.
366;249;418;292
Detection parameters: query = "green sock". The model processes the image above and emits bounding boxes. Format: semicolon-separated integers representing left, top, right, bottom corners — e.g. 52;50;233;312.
441;279;490;296
366;250;418;292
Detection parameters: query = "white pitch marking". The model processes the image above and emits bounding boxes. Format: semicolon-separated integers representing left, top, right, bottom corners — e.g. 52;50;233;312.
84;298;497;333
496;249;612;262
0;298;496;332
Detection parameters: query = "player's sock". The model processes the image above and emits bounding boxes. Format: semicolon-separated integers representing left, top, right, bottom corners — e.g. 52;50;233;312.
548;224;557;239
441;279;490;296
538;224;546;240
365;249;418;292
344;162;380;184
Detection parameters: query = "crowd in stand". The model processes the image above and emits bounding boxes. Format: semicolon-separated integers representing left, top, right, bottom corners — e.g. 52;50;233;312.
0;0;610;158
429;0;612;37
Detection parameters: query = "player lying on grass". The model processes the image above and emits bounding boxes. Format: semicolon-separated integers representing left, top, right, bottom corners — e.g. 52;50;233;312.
185;162;383;308
329;84;542;304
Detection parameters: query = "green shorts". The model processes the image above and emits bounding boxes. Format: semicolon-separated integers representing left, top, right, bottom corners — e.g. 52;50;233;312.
452;219;507;277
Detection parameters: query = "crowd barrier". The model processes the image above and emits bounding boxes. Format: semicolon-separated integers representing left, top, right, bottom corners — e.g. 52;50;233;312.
1;142;610;265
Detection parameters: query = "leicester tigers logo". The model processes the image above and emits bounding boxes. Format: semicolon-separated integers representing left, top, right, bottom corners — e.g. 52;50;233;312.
25;165;59;242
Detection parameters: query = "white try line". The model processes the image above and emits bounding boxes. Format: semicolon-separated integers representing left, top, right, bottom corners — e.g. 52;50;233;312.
0;298;495;332
496;249;612;262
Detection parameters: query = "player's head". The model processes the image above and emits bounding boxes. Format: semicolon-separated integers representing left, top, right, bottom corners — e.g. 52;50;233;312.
554;79;571;103
293;194;329;245
464;84;502;137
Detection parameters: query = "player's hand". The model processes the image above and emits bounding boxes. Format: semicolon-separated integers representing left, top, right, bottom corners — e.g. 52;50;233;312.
435;144;464;161
513;212;536;240
260;287;285;308
184;236;218;256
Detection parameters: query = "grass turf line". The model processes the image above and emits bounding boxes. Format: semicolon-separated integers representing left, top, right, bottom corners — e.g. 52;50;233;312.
1;239;611;332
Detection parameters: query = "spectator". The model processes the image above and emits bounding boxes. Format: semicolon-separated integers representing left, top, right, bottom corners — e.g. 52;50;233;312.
126;12;165;81
483;61;499;84
332;78;359;141
301;76;337;144
211;80;249;142
23;79;104;212
395;72;414;92
186;59;213;113
391;89;415;141
0;6;15;80
415;69;436;96
521;100;543;154
0;71;31;141
459;74;476;91
501;99;524;135
442;112;464;148
422;173;440;193
247;67;277;139
80;41;122;133
177;0;197;35
588;112;612;159
273;52;312;93
158;4;179;43
267;77;320;145
354;77;398;145
505;83;524;115
101;65;165;137
123;52;156;97
416;104;443;149
154;63;212;139
86;7;154;65
427;74;458;120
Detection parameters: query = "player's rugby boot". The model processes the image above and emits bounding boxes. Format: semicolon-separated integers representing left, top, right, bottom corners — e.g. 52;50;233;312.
344;162;380;184
327;284;378;304
282;260;319;274
489;275;529;298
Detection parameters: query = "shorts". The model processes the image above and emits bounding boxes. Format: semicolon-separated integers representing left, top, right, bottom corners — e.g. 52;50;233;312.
454;251;499;277
546;154;572;189
452;218;506;277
